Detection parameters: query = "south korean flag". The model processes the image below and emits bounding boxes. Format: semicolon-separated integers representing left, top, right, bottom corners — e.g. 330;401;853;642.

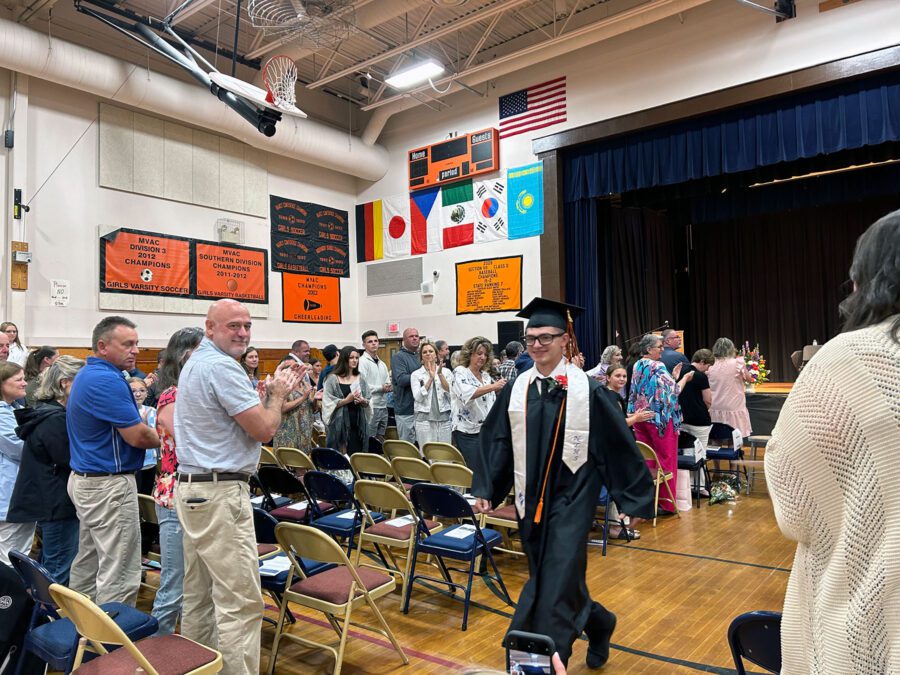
474;178;508;243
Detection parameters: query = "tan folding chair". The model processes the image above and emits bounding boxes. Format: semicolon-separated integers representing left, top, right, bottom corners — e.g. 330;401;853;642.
384;426;399;440
383;439;420;461
269;523;408;675
259;445;281;468
391;457;432;485
48;584;222;674
350;453;396;483
429;462;473;490
353;480;442;606
480;498;524;557
276;446;315;476
422;441;467;465
636;440;681;526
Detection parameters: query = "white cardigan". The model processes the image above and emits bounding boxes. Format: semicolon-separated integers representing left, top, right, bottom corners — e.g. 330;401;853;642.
410;366;453;414
765;318;900;674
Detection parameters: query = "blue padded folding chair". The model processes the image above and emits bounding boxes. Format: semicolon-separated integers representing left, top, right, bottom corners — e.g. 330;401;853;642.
677;430;710;508
257;465;334;524
9;550;157;674
727;610;782;674
707;423;749;492
303;470;384;555
403;483;513;631
311;447;355;485
589;486;612;556
250;468;293;511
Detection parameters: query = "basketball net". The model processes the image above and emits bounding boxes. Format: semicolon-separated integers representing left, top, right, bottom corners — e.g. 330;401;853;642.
263;55;298;108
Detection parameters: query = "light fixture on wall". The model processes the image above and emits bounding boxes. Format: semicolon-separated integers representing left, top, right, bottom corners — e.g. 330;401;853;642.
385;59;445;89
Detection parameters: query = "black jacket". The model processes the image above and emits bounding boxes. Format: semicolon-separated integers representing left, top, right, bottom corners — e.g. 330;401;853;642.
7;402;76;523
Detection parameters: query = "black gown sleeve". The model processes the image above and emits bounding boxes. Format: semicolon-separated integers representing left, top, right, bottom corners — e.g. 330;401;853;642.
590;384;656;520
473;383;515;507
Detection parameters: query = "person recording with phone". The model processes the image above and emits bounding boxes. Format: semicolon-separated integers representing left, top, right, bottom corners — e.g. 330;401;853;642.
474;298;655;670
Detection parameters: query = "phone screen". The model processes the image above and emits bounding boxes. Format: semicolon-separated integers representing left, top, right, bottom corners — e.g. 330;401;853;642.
507;649;552;674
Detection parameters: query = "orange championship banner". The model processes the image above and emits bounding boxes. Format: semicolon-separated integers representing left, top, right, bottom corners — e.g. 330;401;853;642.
282;273;342;324
455;255;523;315
100;229;191;296
194;242;268;304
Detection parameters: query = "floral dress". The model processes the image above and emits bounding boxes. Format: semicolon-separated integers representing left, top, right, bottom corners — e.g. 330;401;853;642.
152;386;178;509
627;358;681;437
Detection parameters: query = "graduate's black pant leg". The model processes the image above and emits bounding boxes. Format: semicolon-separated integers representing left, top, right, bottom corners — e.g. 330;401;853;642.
584;600;617;669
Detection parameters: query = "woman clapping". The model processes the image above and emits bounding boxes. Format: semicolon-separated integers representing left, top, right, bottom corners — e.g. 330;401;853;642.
411;339;453;449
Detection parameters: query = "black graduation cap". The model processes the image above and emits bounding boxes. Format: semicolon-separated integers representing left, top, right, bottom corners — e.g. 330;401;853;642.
517;297;584;330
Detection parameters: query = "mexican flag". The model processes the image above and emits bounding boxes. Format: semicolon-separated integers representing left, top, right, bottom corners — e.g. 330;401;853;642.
440;179;475;249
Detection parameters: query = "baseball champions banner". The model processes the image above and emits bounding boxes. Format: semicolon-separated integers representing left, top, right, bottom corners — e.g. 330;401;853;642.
455;255;523;315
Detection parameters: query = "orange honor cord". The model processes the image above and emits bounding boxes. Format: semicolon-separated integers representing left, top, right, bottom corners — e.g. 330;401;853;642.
533;395;567;524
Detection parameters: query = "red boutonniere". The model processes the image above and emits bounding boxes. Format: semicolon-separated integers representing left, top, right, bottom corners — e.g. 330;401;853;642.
548;375;568;391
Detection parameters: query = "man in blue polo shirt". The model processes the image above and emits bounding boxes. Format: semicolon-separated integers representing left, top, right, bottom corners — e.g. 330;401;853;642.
661;328;691;376
66;316;160;606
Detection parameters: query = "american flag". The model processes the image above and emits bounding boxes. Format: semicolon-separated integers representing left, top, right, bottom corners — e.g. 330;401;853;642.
498;76;567;140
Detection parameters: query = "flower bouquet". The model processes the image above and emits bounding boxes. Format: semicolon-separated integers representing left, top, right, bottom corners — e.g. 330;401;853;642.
741;342;770;390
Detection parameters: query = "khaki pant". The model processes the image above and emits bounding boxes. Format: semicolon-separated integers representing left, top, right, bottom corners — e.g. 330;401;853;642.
175;478;263;675
0;521;35;566
67;473;141;606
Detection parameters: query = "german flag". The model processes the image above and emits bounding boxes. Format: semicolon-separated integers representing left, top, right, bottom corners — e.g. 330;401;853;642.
355;200;383;262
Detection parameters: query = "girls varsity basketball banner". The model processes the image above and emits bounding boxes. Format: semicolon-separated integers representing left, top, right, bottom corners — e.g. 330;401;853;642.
99;228;268;303
270;196;350;278
354;161;541;263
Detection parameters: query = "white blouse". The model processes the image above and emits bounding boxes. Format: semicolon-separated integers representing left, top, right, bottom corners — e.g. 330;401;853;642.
410;366;453;414
450;366;496;434
7;343;27;367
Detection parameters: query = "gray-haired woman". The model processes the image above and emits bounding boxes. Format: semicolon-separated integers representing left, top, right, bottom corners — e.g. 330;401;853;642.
707;337;753;437
7;355;85;584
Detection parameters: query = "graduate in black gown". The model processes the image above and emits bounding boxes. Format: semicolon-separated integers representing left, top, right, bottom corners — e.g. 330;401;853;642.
473;298;655;669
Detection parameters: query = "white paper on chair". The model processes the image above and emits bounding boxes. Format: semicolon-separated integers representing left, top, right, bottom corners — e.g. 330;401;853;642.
464;495;478;505
286;500;309;511
445;524;477;539
336;511;358;520
384;515;415;528
251;492;281;506
258;555;292;577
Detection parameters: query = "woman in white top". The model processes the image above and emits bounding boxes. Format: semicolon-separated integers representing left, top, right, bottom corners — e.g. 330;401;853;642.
1;323;27;366
451;336;507;475
410;339;453;450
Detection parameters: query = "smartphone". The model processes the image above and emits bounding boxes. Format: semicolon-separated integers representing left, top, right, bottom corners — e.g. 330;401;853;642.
505;631;555;674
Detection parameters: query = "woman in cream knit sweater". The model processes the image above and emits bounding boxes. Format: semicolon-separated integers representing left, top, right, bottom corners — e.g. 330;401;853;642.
765;210;900;674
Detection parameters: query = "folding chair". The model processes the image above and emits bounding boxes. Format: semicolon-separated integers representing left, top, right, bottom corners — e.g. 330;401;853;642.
304;471;384;555
137;494;161;591
677;431;710;509
350;452;397;483
367;436;385;455
636;441;680;526
383;439;420;460
384;426;399;440
391;456;432;485
423;441;467;465
48;583;222;674
276;446;313;471
259;445;281;468
353;480;442;606
268;523;408;675
312;447;355;485
9;551;159;674
707;423;749;493
429;462;473;491
403;483;512;631
727;610;782;674
479;496;524;558
257;465;332;524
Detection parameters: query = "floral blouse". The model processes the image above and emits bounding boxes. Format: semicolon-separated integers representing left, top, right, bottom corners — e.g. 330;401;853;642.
151;386;178;509
627;358;682;436
450;366;496;434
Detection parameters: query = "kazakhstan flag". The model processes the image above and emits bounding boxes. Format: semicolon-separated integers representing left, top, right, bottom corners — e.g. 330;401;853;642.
507;162;544;240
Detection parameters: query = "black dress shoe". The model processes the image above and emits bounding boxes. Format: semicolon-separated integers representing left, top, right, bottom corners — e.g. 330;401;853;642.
585;611;616;669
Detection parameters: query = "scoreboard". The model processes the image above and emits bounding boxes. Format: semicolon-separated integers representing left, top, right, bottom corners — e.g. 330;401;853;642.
408;128;500;191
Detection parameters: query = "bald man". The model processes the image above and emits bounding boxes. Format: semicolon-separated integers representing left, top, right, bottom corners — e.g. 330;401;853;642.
0;333;9;361
391;326;421;444
174;299;301;675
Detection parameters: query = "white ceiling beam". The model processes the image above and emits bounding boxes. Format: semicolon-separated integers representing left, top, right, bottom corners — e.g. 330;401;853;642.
170;0;223;26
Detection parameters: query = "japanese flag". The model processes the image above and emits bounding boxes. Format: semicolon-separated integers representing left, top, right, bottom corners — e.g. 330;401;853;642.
382;195;411;258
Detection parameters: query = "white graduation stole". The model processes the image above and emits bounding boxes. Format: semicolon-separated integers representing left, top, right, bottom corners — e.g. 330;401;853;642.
508;361;590;518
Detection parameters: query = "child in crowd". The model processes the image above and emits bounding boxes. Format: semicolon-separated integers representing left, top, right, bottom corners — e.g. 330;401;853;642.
129;377;158;494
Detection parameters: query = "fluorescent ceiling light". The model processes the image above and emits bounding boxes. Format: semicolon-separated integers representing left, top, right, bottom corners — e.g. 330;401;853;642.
385;59;445;89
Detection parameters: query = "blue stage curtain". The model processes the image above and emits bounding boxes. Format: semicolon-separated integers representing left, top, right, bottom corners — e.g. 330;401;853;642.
564;199;603;367
564;71;900;201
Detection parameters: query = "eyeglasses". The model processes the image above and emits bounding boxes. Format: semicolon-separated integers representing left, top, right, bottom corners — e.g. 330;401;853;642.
521;332;565;347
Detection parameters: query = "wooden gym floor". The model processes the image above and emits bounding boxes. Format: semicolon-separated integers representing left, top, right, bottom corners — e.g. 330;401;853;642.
137;472;794;674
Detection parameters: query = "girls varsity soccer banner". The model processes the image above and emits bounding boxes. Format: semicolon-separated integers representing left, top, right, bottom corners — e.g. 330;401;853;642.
270;196;350;278
99;228;268;303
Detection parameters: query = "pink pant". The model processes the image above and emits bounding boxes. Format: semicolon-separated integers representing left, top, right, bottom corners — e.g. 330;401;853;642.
633;420;678;513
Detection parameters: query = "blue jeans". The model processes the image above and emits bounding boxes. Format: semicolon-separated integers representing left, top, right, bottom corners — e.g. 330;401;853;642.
39;518;79;586
152;504;184;636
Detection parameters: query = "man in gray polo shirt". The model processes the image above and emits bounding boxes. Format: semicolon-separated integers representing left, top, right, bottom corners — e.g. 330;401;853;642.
174;299;301;675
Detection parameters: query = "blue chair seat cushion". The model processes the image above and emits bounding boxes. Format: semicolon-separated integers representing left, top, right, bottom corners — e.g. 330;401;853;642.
678;456;705;470
707;448;742;460
312;509;383;535
27;602;157;663
418;525;502;557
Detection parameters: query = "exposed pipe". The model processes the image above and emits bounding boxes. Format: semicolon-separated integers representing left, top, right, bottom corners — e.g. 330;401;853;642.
0;16;389;180
362;0;717;143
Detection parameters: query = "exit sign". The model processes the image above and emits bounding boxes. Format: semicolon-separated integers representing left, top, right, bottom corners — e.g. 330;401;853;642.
387;322;400;336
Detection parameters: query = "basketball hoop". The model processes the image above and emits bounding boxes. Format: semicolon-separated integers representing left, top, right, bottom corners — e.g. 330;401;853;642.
263;55;298;109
